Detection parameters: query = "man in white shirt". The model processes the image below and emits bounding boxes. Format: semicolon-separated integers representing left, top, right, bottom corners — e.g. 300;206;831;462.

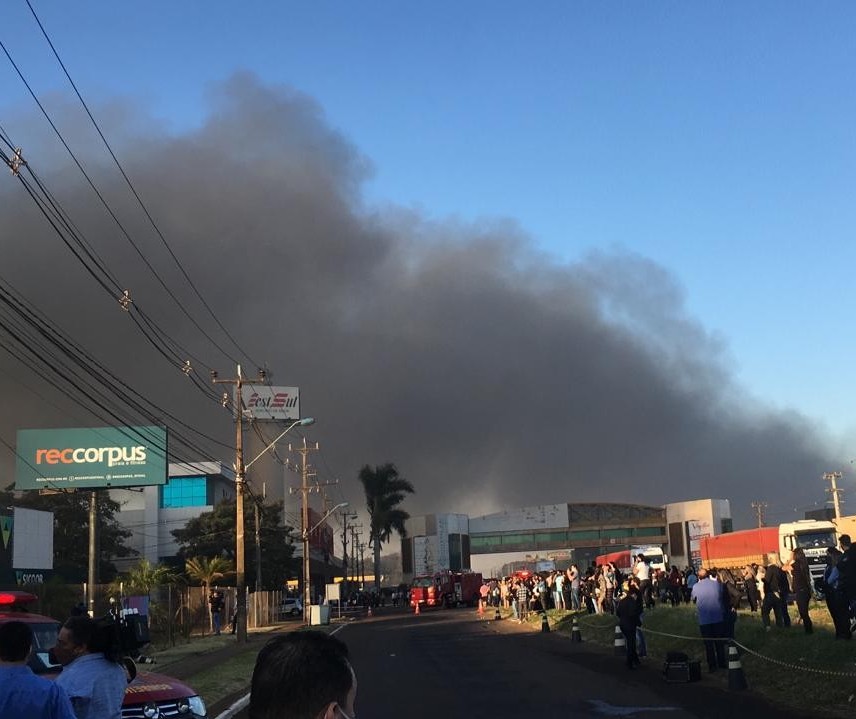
633;554;654;609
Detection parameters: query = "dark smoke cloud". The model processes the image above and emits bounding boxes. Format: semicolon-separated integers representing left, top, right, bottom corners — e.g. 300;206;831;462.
0;73;840;529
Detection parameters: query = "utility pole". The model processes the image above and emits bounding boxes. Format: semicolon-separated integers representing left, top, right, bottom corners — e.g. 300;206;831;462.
254;496;262;592
212;363;266;643
340;511;355;597
359;541;366;587
349;524;362;587
751;501;768;528
290;437;319;625
87;490;97;616
823;471;844;520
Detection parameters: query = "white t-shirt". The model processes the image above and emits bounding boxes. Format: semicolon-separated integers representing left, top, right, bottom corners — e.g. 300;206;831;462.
634;559;650;581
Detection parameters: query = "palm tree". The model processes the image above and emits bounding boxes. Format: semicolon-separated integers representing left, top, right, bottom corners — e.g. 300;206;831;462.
358;463;415;593
108;558;177;599
185;556;234;632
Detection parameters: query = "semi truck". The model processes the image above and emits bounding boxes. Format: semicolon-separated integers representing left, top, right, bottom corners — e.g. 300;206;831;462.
699;519;837;586
594;544;668;573
409;570;483;609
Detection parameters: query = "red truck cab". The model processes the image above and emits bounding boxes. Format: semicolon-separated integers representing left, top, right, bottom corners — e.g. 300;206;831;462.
0;591;207;718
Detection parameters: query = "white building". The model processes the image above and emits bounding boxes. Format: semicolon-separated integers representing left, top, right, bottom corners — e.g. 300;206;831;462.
401;513;470;577
664;498;732;569
110;461;235;570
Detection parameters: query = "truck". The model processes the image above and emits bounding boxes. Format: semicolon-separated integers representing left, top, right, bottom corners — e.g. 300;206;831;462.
409;570;483;609
595;544;668;573
699;519;837;587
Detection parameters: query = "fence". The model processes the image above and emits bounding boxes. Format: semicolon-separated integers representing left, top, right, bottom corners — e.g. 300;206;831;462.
20;581;293;648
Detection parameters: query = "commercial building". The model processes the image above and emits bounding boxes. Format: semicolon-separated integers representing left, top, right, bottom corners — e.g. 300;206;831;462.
663;498;732;569
110;461;236;571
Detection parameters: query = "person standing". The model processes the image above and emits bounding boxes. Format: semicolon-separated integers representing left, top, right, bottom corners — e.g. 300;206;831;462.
0;621;76;719
209;590;225;635
690;568;727;673
615;582;641;669
788;548;813;634
52;616;127;719
516;580;529;623
761;554;787;629
742;565;760;612
823;547;851;639
568;565;581;611
633;554;653;609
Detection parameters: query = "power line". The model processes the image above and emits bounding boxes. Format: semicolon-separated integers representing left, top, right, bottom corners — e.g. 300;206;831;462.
22;0;260;370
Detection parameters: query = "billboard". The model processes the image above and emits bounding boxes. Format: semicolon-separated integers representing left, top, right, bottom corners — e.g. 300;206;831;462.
239;385;300;421
15;426;168;490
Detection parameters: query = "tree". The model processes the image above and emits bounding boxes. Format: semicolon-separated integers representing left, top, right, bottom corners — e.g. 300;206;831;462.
185;556;234;633
358;463;414;593
0;485;134;582
108;558;178;599
171;498;297;590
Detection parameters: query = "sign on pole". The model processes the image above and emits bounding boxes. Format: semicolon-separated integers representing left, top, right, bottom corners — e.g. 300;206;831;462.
238;385;300;421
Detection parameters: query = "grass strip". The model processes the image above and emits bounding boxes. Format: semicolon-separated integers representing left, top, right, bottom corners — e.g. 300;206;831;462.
180;645;260;709
539;602;856;717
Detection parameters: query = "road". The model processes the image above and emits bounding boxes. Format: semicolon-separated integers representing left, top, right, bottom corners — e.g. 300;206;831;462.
233;607;812;719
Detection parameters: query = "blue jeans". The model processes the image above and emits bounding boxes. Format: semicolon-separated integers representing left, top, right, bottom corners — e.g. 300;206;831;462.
212;611;222;634
571;587;580;610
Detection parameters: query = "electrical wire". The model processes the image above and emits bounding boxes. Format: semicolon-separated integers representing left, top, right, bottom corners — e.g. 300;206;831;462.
23;0;260;371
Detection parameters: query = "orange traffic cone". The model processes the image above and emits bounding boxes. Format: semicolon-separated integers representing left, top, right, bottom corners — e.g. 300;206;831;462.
478;600;485;619
414;602;420;615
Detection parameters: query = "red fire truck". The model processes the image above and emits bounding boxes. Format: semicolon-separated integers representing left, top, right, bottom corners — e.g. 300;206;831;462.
409;570;483;609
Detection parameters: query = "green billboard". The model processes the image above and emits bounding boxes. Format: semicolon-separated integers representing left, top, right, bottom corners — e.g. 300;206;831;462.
15;426;168;490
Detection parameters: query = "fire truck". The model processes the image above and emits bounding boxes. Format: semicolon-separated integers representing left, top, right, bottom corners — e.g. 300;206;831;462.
409;570;483;609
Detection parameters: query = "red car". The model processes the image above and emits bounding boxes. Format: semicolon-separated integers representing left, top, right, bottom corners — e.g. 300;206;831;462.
0;591;207;719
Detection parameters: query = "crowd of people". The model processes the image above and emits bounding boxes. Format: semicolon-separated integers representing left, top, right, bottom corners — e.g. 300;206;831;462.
476;535;856;671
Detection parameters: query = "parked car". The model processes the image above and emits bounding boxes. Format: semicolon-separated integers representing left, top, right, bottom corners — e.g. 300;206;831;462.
0;591;207;718
281;597;303;617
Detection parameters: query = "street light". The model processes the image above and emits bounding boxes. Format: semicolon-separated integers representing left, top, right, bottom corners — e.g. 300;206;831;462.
302;502;348;625
245;417;316;470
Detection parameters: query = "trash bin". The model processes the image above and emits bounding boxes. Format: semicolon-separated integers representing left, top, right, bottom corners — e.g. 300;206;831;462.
310;604;330;626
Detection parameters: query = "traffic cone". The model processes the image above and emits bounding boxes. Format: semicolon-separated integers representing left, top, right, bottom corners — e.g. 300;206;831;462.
613;624;626;655
414;602;420;616
367;605;373;618
478;600;485;619
541;612;550;633
571;617;582;642
727;642;748;691
494;607;501;621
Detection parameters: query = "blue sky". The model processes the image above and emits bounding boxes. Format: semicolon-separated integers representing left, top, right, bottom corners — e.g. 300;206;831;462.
3;1;855;448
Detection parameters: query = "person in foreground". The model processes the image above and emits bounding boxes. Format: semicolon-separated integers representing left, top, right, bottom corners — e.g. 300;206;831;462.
0;620;76;719
51;615;127;719
249;630;357;719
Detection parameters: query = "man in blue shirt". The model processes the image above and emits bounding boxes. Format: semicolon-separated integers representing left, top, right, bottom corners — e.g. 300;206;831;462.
52;616;127;719
0;620;76;719
690;567;727;672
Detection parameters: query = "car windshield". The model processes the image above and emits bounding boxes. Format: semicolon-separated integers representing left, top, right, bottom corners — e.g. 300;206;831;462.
411;577;432;588
794;531;836;549
27;621;61;674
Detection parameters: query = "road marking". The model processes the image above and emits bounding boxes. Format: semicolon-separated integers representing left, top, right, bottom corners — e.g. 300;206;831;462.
586;699;680;716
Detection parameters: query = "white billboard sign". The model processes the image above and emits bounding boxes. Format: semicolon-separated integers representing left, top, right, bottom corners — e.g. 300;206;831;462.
13;508;53;570
239;385;300;421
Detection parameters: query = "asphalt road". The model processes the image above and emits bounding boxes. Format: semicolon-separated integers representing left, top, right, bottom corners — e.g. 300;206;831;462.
233;607;813;719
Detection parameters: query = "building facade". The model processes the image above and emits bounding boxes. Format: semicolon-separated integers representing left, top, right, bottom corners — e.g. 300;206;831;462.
664;498;732;569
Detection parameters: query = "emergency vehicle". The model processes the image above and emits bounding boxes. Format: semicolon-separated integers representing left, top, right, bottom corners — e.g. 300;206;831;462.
0;591;207;718
409;570;483;609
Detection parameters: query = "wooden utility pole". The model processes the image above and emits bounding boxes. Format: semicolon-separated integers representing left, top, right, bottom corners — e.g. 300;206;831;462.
823;471;844;520
212;364;266;643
